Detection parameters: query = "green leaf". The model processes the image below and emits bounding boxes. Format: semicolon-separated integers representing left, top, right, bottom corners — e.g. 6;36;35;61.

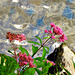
73;61;75;69
36;62;44;68
42;65;50;74
44;46;49;51
18;45;29;56
42;62;52;75
53;39;56;41
8;50;14;55
56;66;59;75
32;45;38;55
43;37;50;39
41;47;46;61
34;68;42;75
34;57;42;61
24;68;35;75
1;55;4;66
0;54;18;74
8;72;17;75
44;46;49;54
35;36;42;45
28;41;41;45
59;64;72;75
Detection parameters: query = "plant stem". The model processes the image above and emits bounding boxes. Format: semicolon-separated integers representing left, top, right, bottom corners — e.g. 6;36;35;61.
17;69;20;75
32;37;51;57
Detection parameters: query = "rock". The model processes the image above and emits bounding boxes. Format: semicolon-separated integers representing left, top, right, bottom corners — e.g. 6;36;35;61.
47;43;75;75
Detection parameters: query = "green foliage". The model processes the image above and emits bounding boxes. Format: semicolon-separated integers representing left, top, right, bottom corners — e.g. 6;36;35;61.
73;61;75;69
28;41;41;45
56;66;59;75
32;45;38;55
0;54;19;75
18;45;29;56
42;61;52;75
44;46;49;54
41;47;46;61
59;64;72;75
34;61;45;68
34;57;42;61
8;50;14;55
20;68;35;75
43;37;50;39
35;36;42;45
34;68;42;75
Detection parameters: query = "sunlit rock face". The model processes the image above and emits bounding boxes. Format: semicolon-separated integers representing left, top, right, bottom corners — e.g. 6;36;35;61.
0;0;75;55
47;44;75;75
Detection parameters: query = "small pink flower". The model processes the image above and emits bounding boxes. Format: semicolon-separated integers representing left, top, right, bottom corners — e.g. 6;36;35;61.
50;23;56;28
58;28;63;35
22;61;28;65
48;30;52;34
28;55;33;61
53;26;63;35
51;36;55;39
44;30;48;33
49;61;55;66
47;60;55;65
16;34;26;42
24;56;28;61
62;34;67;40
46;60;50;63
43;60;55;66
53;27;58;34
59;34;67;42
29;61;37;68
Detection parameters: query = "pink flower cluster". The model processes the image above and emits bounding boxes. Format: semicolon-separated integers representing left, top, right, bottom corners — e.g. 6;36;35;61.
46;60;55;66
16;34;26;42
19;52;36;68
6;32;26;42
44;23;67;42
43;60;55;66
44;30;52;34
59;34;67;42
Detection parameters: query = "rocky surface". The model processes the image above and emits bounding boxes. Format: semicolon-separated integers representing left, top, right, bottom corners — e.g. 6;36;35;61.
47;44;75;75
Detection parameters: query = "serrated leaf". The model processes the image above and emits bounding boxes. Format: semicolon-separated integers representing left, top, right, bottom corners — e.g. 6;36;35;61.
32;45;38;55
41;47;46;61
28;41;41;45
35;36;42;45
18;45;29;56
43;37;50;39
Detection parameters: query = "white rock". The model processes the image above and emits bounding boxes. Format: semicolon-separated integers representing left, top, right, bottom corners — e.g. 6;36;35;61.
12;0;19;3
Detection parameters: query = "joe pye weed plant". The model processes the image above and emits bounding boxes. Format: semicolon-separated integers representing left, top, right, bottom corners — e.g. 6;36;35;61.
0;23;68;75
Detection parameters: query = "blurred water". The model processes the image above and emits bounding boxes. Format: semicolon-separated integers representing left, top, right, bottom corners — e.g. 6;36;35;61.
0;0;75;56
